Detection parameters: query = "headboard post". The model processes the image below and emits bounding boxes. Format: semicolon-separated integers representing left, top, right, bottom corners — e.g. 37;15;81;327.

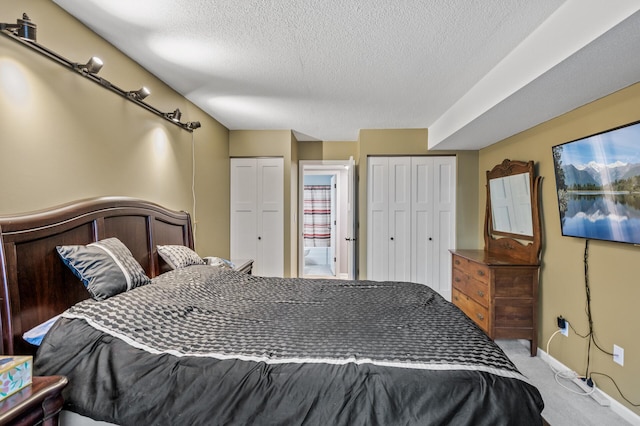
0;197;194;355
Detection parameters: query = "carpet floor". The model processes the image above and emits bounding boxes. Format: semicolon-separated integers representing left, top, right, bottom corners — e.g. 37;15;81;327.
498;340;632;426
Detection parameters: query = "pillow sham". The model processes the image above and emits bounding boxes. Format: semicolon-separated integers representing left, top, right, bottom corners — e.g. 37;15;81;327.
157;245;205;269
57;237;151;301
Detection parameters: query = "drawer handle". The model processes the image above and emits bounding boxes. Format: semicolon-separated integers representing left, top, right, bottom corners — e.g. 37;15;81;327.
454;259;460;265
454;277;461;283
477;290;484;297
476;313;484;321
453;295;459;301
477;270;485;277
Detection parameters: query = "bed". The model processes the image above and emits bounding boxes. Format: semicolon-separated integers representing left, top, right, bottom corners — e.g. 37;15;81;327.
0;197;544;425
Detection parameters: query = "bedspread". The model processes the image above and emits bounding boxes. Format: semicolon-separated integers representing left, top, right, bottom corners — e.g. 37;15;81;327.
35;266;543;425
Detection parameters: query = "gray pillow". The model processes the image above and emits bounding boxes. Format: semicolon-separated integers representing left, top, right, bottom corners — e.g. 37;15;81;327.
57;237;151;301
157;245;205;269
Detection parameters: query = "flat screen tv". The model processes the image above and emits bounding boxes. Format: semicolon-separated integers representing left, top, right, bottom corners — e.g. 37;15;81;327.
552;120;640;245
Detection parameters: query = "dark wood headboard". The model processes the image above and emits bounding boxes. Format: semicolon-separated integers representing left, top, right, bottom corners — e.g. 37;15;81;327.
0;197;193;355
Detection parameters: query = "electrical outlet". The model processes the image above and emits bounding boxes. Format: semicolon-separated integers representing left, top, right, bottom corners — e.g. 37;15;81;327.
560;320;569;337
613;344;624;366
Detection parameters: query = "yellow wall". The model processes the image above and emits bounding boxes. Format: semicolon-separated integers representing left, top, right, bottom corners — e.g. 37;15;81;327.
479;82;640;415
0;0;230;258
357;129;479;277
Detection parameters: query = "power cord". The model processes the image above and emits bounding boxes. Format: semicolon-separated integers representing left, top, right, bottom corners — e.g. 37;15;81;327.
581;240;614;379
545;329;596;396
552;239;638;405
589;372;640;407
191;130;197;248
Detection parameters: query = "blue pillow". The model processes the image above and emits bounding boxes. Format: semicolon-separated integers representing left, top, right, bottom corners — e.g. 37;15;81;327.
23;315;61;346
57;237;151;300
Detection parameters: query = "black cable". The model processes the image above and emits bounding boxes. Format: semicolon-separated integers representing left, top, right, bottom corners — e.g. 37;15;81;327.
582;240;614;378
589;372;640;407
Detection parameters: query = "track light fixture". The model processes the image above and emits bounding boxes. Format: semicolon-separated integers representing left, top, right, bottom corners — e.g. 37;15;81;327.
0;13;37;42
166;108;182;122
0;12;200;132
127;86;151;101
74;56;103;74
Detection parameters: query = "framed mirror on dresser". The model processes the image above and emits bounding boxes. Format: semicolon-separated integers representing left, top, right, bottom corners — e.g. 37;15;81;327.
451;159;542;356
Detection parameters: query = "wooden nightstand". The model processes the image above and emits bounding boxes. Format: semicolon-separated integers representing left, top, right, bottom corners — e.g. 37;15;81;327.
0;376;68;426
232;259;253;275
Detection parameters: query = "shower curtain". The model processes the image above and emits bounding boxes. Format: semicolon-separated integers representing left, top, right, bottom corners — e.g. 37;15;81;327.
303;185;331;247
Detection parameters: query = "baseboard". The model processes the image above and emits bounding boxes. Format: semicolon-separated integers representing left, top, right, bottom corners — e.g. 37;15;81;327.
525;340;640;426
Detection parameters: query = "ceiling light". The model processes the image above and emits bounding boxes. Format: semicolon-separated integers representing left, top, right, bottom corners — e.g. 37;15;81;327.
0;13;37;42
75;56;103;74
128;86;151;101
166;108;182;122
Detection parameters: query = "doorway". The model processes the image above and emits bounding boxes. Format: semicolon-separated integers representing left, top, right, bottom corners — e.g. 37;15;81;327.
299;160;356;279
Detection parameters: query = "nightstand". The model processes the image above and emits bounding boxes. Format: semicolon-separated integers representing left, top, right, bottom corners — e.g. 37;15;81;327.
232;259;253;275
0;375;68;426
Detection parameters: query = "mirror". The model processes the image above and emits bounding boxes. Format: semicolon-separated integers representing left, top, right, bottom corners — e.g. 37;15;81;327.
489;172;533;236
484;159;542;264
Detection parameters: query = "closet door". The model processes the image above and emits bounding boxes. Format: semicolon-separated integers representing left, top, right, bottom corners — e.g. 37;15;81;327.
411;157;434;286
230;159;258;265
410;156;456;299
388;157;411;281
367;156;456;300
367;157;411;282
256;158;284;277
431;156;456;300
231;158;284;277
367;157;390;280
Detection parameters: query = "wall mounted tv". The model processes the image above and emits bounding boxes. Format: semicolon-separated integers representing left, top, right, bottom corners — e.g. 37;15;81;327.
552;120;640;245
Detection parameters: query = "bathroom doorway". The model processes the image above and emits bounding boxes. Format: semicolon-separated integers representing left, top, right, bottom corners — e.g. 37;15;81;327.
299;160;356;279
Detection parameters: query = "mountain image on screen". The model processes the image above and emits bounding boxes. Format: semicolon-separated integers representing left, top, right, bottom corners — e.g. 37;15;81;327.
552;120;640;245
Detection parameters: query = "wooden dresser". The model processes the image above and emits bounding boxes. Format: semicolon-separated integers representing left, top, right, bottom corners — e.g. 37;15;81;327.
452;159;542;356
451;249;539;356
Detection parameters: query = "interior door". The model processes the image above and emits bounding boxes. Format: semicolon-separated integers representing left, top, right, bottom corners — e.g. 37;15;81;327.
299;160;357;279
330;174;337;276
346;157;357;279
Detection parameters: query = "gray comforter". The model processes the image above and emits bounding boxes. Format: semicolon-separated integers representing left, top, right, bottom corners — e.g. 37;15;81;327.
35;266;543;425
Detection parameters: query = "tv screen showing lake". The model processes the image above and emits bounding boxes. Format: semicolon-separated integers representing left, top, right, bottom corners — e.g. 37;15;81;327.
552;120;640;245
562;193;640;244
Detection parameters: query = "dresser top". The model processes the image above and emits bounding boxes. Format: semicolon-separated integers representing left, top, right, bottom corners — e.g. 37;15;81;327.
450;249;540;267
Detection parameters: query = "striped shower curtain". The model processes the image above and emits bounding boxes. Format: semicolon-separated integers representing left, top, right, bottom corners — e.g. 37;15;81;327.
303;185;331;247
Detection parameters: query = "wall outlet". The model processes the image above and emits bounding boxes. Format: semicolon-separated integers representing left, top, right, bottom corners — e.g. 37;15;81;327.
613;344;624;366
557;316;569;337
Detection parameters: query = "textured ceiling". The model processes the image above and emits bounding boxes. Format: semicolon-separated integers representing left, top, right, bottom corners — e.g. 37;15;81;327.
52;0;640;149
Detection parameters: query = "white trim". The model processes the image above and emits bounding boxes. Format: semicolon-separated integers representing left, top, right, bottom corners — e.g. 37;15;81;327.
524;339;640;426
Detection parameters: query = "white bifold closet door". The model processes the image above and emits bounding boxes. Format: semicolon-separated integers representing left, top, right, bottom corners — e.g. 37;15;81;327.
367;156;456;300
230;158;284;277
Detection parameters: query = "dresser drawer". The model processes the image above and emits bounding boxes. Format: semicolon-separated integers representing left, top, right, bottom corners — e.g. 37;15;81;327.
452;255;490;285
452;269;489;308
452;289;489;332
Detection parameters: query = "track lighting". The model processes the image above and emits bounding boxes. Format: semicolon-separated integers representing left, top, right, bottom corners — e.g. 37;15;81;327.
74;56;103;74
0;12;201;132
166;108;182;122
0;13;37;42
127;86;151;101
